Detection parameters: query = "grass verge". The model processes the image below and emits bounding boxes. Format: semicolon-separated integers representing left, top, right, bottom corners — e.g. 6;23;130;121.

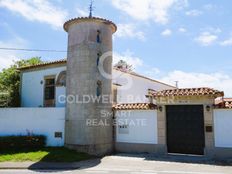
0;147;93;162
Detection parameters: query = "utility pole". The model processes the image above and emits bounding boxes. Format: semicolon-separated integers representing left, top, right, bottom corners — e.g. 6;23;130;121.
175;81;179;88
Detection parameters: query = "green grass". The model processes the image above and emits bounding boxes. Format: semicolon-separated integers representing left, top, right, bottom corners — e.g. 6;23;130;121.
0;147;93;162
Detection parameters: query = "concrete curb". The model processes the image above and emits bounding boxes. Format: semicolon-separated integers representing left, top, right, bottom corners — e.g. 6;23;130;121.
0;158;101;170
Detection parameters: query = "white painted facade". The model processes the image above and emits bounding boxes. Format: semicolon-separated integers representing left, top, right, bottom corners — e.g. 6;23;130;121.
20;65;174;107
214;109;232;148
116;110;158;144
0;108;65;146
113;70;174;103
21;66;66;107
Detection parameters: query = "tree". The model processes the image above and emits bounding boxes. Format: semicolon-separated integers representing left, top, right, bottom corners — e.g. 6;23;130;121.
0;57;43;107
113;60;133;72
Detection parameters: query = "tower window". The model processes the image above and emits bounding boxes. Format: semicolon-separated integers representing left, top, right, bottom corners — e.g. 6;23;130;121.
96;80;102;97
97;52;101;67
112;84;118;103
97;30;101;43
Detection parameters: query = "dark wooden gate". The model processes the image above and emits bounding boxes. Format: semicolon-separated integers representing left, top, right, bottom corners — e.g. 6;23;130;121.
166;105;205;155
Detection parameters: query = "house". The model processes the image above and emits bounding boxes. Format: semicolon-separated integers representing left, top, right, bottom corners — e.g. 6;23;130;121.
0;15;232;158
19;60;175;108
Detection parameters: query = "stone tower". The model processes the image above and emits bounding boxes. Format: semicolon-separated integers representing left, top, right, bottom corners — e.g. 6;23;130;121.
63;17;117;156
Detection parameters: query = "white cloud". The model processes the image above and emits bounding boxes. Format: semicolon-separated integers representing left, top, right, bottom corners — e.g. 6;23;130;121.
112;0;188;24
161;29;172;36
115;24;145;41
203;4;217;11
203;27;222;34
144;68;161;78
195;32;218;46
158;70;232;97
113;50;143;70
76;8;88;17
220;37;232;46
0;37;28;71
0;0;68;29
178;27;187;33
185;9;203;16
0;53;19;71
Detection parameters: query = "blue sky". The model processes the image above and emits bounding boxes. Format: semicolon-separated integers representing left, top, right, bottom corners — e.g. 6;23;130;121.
0;0;232;96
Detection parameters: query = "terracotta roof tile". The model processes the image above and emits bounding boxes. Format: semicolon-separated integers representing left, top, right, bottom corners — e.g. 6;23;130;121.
225;101;232;108
152;87;224;98
18;59;67;70
113;103;157;110
215;98;232;109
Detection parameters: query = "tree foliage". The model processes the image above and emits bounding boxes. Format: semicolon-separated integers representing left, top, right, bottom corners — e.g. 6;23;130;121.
0;57;43;107
113;60;133;72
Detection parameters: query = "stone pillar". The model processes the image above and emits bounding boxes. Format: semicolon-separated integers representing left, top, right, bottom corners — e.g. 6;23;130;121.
204;103;215;157
157;106;167;154
63;17;117;156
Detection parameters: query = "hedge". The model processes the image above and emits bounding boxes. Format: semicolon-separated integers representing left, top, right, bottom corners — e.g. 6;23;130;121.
0;135;46;150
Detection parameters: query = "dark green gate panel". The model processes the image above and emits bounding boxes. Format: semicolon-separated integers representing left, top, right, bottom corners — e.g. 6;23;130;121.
166;105;205;155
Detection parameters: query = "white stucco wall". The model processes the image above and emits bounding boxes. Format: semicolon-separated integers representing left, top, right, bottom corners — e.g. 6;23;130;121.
113;70;174;103
116;110;158;144
56;86;66;107
21;66;66;107
21;66;174;107
0;108;65;146
214;109;232;148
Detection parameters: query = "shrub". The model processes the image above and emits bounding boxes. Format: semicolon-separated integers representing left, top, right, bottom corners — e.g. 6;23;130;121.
0;57;43;107
0;92;10;107
0;135;46;150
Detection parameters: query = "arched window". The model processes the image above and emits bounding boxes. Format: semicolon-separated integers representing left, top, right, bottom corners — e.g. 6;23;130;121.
96;80;102;97
97;30;101;43
56;71;66;87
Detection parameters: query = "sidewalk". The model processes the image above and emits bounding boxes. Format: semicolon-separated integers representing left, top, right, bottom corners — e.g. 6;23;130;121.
0;154;231;170
0;158;101;170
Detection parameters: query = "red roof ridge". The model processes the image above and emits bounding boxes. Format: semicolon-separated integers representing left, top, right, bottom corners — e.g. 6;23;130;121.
18;59;67;70
113;103;157;110
215;98;232;109
152;87;224;98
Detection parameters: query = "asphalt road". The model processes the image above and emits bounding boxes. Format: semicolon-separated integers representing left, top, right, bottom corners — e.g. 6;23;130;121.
0;155;231;174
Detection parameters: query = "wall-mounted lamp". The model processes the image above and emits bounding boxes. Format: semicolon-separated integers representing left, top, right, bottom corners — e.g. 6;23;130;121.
206;105;211;112
158;106;163;112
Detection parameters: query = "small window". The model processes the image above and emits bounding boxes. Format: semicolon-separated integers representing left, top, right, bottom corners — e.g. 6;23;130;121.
112;84;118;103
44;77;55;107
97;57;100;67
97;52;101;67
97;30;101;43
96;80;102;97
